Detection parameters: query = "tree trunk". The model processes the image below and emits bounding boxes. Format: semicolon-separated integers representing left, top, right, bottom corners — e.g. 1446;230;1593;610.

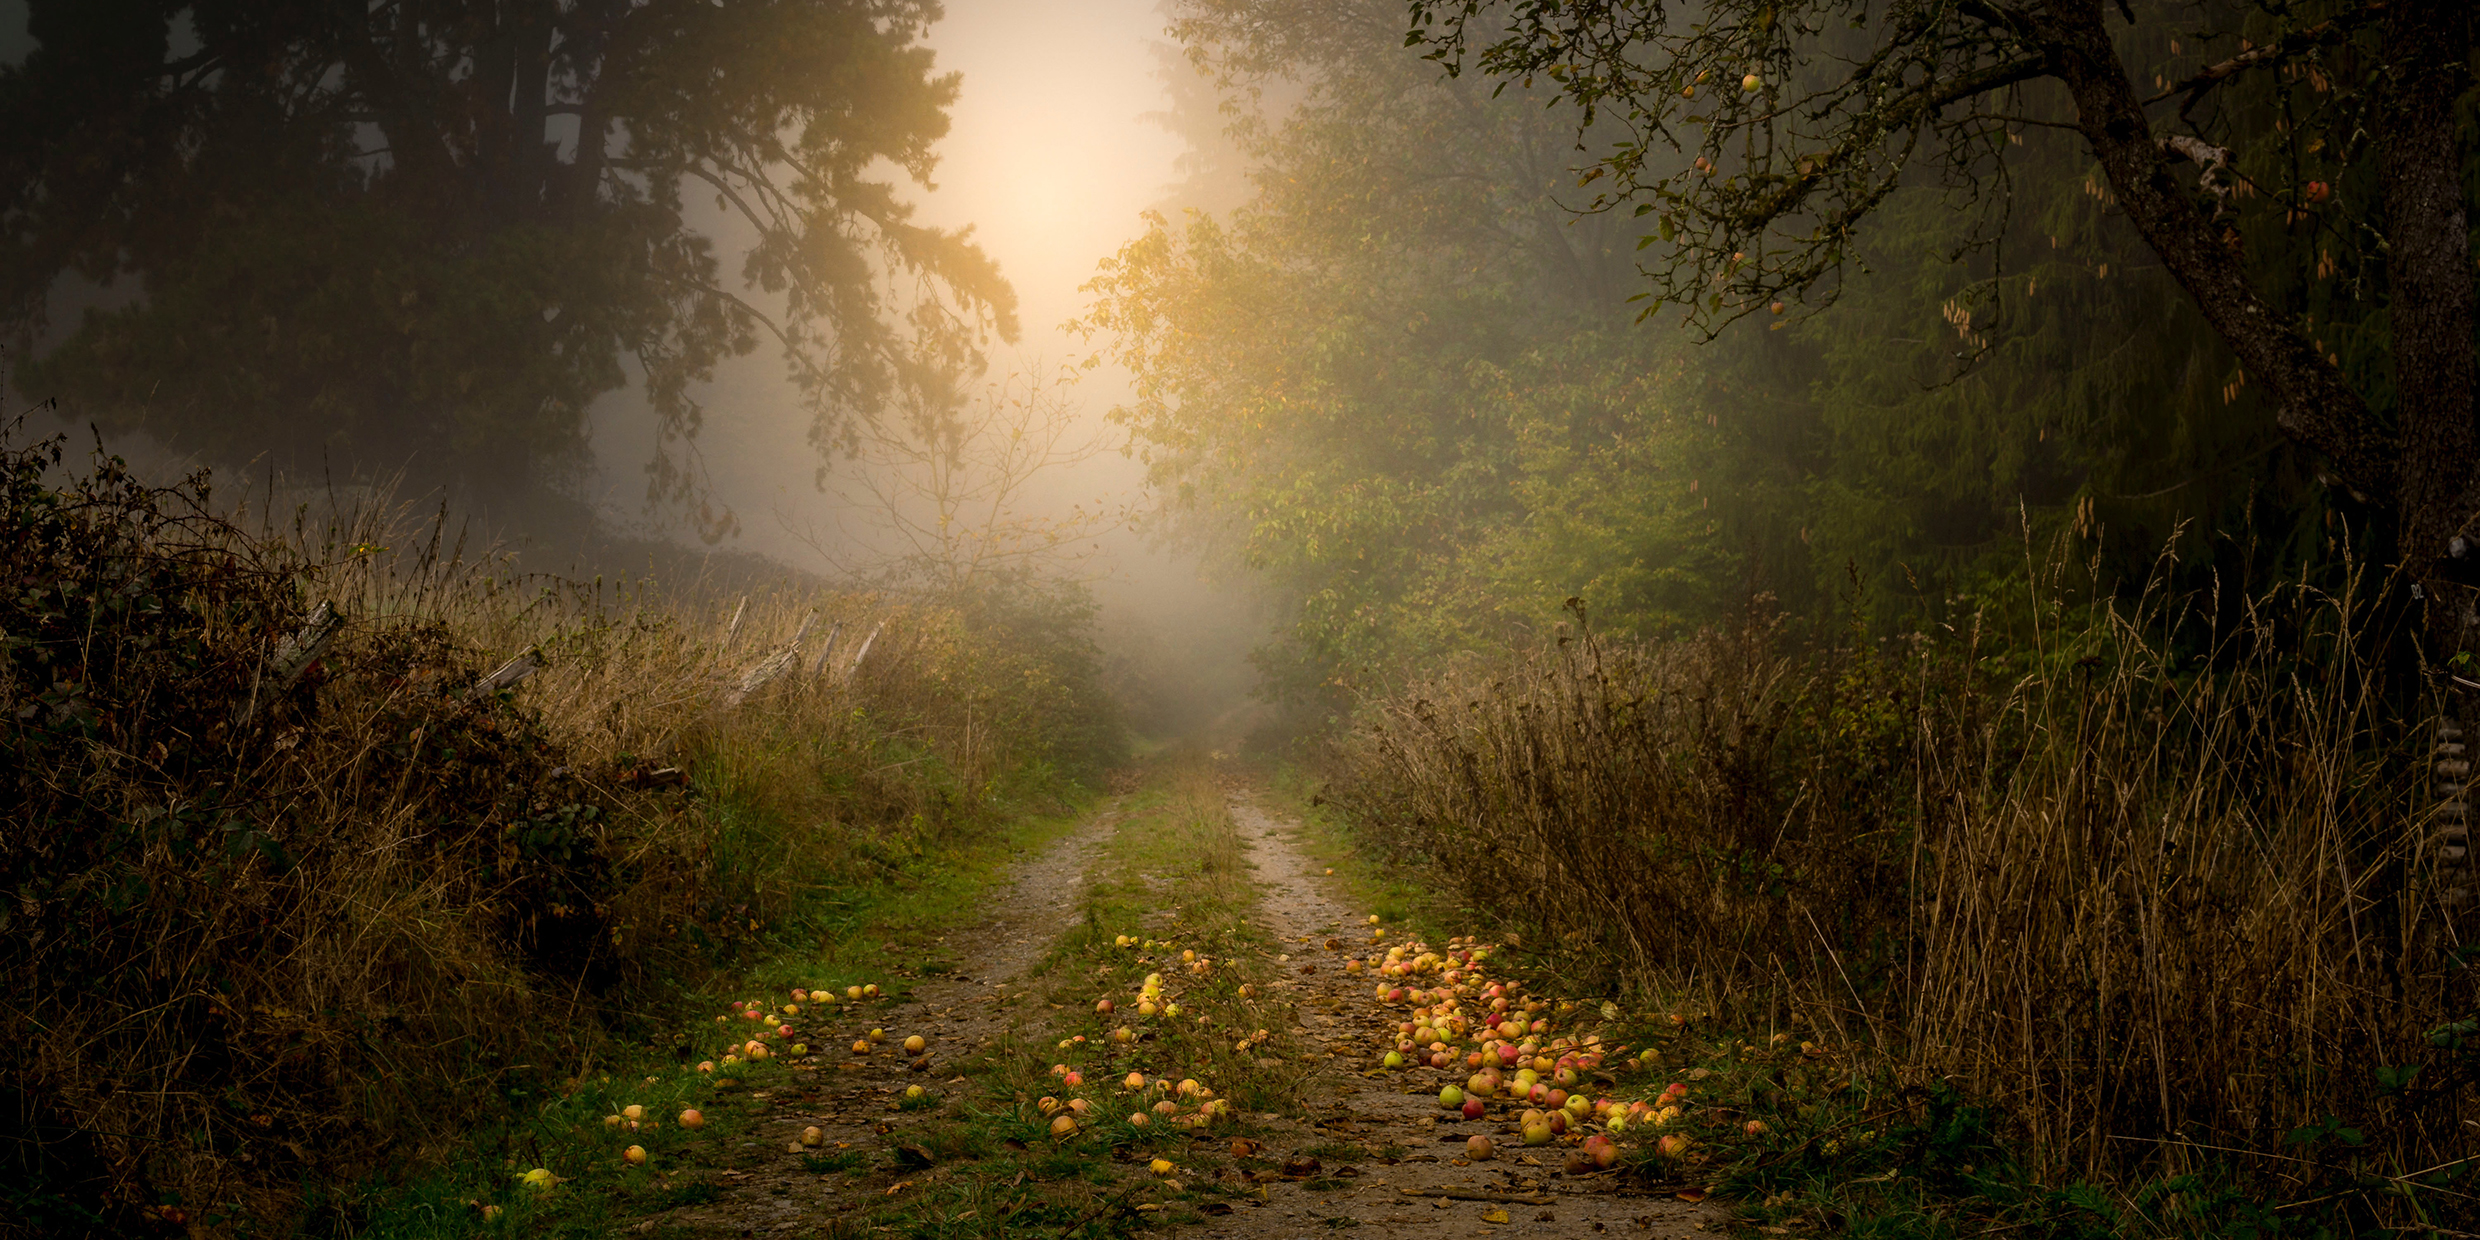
2379;0;2477;622
2036;0;2399;506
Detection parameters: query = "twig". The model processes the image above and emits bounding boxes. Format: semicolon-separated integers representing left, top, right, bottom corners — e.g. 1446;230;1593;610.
1396;1187;1556;1204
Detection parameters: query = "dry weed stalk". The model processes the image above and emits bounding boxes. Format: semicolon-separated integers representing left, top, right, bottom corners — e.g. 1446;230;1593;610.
0;433;1107;1234
1335;562;2476;1193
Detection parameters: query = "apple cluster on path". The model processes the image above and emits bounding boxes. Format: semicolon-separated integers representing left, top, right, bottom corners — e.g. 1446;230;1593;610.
1187;788;1716;1239
615;778;1719;1238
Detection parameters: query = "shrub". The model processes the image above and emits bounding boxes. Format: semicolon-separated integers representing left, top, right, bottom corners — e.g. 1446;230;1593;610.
0;427;1116;1234
1329;569;2478;1213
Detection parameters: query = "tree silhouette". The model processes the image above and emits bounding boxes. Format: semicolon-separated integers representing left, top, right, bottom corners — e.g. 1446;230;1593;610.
1;0;1017;538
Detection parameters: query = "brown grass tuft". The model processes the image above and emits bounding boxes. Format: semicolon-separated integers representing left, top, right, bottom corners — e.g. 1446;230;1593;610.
1330;554;2477;1204
0;430;1112;1235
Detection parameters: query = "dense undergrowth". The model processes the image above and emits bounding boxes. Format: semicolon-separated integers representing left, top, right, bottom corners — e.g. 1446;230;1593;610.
1324;561;2480;1233
0;428;1119;1237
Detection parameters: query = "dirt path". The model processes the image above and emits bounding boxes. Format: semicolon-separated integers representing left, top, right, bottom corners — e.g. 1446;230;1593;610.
637;806;1123;1236
1189;782;1717;1240
620;778;1720;1239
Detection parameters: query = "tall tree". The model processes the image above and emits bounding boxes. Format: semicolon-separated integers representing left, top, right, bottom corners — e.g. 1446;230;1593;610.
1407;0;2474;619
0;0;1015;536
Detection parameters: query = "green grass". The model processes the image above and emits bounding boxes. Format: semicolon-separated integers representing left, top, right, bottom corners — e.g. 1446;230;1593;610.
1261;762;1475;948
793;753;1325;1239
335;780;1095;1239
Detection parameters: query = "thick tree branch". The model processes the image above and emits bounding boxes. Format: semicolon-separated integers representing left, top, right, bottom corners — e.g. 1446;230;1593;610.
2037;0;2396;505
2144;5;2389;108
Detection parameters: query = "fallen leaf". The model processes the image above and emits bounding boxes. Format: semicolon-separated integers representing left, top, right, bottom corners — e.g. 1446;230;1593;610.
1481;1209;1510;1224
1675;1189;1708;1203
1201;1202;1233;1216
884;1180;913;1197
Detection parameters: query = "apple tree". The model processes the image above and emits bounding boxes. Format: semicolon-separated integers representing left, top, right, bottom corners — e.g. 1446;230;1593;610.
1404;0;2474;623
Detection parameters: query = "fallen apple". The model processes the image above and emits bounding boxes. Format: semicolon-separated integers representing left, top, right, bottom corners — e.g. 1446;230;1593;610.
862;984;879;998
522;1167;555;1190
906;1084;927;1100
1462;1097;1486;1121
1050;1114;1078;1138
1467;1134;1495;1160
903;1034;926;1054
679;1108;705;1129
800;1127;824;1147
1522;1121;1553;1147
1439;1084;1466;1109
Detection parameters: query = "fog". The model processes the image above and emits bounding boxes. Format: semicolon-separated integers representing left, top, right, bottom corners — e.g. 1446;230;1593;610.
0;0;1270;740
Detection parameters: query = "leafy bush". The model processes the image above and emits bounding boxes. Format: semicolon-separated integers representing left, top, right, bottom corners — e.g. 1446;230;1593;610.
0;427;1116;1235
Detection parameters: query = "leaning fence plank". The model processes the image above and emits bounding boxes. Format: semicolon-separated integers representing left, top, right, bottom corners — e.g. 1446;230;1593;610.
232;601;340;726
471;649;543;698
805;619;844;679
840;620;885;685
721;612;819;709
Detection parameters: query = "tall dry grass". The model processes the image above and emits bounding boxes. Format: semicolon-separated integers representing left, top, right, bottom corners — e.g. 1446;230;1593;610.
0;431;1114;1235
1330;554;2477;1207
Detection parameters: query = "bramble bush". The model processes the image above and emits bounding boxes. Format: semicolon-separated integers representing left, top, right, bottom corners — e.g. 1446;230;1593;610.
0;427;1118;1235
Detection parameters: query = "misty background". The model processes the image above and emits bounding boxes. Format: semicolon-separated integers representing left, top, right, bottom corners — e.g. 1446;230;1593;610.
0;0;1272;741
